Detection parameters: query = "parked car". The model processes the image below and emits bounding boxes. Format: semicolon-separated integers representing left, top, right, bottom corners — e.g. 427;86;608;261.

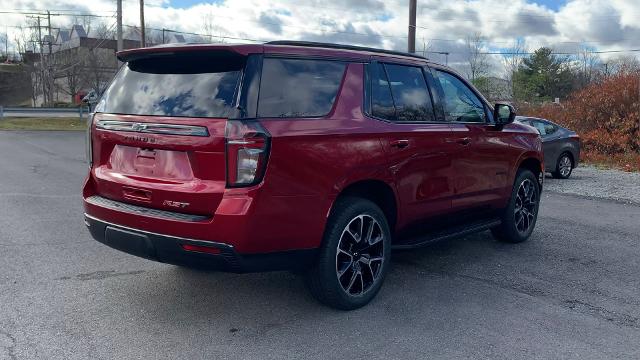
81;90;99;104
515;116;580;179
83;41;544;309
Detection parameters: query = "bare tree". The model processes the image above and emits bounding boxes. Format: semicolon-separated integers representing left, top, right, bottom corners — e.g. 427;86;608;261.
465;32;489;82
53;47;84;102
13;22;46;105
71;15;93;35
606;55;640;75
0;32;7;60
81;22;117;95
502;38;527;96
576;46;602;88
202;11;226;43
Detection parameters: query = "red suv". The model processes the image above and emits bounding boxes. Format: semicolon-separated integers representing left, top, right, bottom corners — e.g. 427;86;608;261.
83;41;543;309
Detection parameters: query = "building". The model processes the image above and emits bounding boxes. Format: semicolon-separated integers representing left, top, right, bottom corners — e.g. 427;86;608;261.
27;25;144;105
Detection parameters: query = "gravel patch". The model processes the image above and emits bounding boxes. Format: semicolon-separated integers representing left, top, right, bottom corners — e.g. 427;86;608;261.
544;165;640;205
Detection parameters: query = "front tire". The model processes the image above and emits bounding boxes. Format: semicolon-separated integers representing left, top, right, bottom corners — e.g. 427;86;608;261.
306;197;391;310
552;153;573;179
491;169;540;243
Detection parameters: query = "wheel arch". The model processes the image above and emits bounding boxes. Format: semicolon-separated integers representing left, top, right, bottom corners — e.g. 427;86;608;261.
331;179;399;234
516;155;544;189
558;149;575;167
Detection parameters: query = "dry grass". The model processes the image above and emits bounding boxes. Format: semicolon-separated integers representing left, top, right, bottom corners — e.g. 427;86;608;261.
0;117;87;131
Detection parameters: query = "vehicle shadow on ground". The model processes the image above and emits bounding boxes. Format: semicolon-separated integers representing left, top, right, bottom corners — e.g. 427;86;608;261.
114;230;520;331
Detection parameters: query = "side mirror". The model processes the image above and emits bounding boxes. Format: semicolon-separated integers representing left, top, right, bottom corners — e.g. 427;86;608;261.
494;102;516;125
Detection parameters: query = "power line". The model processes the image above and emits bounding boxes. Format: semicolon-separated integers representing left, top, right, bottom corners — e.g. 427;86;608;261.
481;49;640;56
5;8;640;56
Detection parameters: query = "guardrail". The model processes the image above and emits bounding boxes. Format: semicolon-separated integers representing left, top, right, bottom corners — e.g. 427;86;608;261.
0;106;91;119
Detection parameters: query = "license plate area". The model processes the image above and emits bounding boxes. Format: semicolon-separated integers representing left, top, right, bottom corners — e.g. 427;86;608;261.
110;145;194;180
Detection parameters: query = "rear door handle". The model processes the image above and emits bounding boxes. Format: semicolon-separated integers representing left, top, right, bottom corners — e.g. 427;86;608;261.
457;137;471;146
390;139;410;149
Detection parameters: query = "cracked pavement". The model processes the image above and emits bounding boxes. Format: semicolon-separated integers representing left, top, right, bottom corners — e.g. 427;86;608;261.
1;131;639;359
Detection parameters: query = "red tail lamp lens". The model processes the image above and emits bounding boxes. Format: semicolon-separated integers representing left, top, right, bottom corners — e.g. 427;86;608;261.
225;120;270;187
181;244;222;255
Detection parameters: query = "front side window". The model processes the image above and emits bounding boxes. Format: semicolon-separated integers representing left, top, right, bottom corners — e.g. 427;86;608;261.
435;70;486;123
258;58;346;118
97;53;242;118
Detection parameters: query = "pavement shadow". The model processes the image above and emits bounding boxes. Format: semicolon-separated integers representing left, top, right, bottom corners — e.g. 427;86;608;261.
111;230;515;331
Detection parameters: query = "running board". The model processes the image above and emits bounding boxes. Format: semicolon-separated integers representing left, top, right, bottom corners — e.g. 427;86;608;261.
392;218;502;250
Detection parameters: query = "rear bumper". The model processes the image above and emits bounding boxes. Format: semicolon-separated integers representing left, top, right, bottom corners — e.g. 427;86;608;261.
84;214;317;273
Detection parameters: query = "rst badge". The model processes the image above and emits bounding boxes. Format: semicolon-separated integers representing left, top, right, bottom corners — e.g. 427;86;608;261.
163;200;190;209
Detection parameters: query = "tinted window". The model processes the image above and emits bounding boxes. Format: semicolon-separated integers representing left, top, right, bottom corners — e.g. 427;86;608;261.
531;120;547;135
258;58;346;117
97;54;242;118
370;63;396;120
435;70;486;123
384;64;435;122
544;122;558;135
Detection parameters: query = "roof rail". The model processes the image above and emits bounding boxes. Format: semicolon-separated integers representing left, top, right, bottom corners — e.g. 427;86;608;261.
265;41;428;60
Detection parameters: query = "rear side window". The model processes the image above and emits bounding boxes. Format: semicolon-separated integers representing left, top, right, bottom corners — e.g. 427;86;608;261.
531;120;558;136
531;121;547;135
368;63;436;122
544;122;558;135
258;58;346;118
96;52;243;118
384;64;435;122
370;63;396;120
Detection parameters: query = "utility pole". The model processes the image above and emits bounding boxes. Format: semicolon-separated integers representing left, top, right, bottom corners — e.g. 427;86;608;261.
408;0;416;53
47;11;52;55
47;10;53;104
140;0;146;47
117;0;123;52
4;26;8;60
36;16;47;106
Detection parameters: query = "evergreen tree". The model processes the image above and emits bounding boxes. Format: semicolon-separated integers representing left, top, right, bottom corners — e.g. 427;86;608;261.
513;47;574;102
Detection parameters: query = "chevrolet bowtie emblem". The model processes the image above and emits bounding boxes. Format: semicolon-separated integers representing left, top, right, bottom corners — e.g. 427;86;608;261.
131;123;148;132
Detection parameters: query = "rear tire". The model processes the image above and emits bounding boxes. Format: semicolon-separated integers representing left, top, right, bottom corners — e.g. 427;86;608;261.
491;169;540;243
306;197;391;310
552;153;573;179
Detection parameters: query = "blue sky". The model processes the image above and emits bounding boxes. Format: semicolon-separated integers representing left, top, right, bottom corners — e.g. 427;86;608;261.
168;0;223;8
168;0;567;11
530;0;566;11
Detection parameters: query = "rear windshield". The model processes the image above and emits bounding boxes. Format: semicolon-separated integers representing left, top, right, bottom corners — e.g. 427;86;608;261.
96;52;243;118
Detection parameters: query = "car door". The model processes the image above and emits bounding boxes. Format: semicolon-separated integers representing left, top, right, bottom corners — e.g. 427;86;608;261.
365;61;457;227
530;119;561;170
430;68;517;210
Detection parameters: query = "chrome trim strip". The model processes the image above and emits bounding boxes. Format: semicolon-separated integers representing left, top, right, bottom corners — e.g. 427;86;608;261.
96;120;209;137
85;195;210;222
84;213;234;249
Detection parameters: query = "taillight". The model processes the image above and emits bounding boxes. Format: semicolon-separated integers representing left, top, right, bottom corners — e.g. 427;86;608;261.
225;120;270;187
85;113;95;167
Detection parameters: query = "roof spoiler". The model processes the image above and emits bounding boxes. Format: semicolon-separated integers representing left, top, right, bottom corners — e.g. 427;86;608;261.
117;44;260;62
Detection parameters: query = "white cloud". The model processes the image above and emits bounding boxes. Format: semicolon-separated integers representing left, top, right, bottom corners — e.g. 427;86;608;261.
2;0;638;76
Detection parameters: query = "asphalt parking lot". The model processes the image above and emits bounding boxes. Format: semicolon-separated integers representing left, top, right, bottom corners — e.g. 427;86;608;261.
1;131;639;360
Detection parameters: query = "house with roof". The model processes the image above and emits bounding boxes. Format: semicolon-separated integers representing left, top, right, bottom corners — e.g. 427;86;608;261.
26;24;145;105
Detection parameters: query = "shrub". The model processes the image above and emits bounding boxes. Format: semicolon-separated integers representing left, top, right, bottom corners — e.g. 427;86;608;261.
519;71;640;171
